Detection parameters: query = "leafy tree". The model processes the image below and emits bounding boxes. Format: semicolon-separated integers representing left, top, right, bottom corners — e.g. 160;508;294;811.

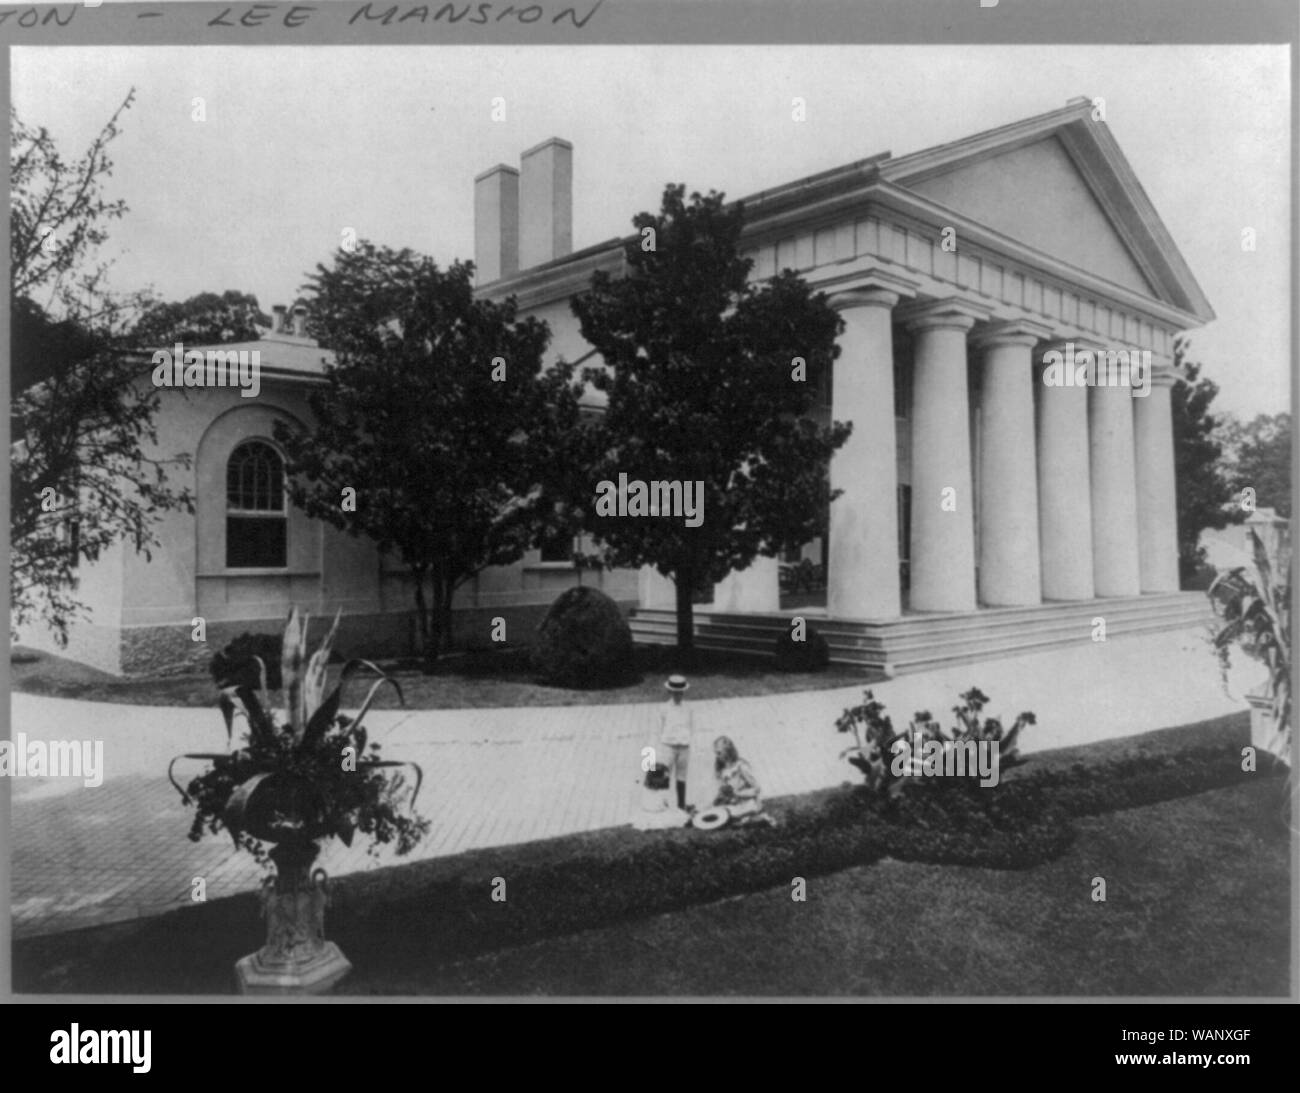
130;290;270;349
10;91;195;645
1222;412;1291;519
569;183;850;656
274;242;581;667
1170;336;1241;586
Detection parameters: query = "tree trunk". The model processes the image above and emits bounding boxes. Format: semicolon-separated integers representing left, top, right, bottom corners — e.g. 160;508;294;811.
674;563;696;664
434;580;456;659
412;573;438;675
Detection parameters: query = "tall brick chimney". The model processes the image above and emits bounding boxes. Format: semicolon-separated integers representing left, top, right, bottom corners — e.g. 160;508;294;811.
474;163;520;286
519;137;573;270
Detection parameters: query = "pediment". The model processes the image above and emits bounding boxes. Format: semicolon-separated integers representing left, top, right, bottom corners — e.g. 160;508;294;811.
903;136;1155;297
877;104;1214;321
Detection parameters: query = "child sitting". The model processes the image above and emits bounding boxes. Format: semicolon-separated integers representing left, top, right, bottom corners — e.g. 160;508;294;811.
711;736;776;828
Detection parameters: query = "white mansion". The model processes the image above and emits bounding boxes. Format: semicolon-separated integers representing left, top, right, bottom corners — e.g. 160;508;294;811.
27;97;1213;675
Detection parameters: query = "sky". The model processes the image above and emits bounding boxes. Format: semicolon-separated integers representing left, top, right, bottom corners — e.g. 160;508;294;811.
12;43;1292;418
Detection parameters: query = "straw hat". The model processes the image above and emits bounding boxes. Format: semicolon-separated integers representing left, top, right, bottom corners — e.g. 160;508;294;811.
664;674;690;692
691;806;730;831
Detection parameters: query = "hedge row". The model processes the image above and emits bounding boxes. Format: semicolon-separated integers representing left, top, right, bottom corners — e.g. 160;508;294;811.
335;737;1275;970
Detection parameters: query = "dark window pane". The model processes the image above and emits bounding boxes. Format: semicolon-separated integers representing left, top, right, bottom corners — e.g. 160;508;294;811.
227;516;287;568
227;441;285;512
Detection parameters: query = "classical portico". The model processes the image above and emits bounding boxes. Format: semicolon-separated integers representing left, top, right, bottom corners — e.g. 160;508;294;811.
789;276;1184;621
470;97;1216;673
635;97;1214;669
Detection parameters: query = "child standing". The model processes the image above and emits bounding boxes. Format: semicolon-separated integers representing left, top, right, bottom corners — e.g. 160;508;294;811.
657;674;694;812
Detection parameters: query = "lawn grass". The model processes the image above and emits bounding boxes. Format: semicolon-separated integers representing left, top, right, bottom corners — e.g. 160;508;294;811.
12;713;1290;996
416;781;1290;997
11;643;875;709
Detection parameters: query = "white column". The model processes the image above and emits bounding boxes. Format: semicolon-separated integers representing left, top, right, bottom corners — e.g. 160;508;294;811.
901;298;988;613
1089;348;1142;597
712;556;780;612
972;321;1052;606
1036;341;1094;600
827;286;905;620
1134;361;1181;592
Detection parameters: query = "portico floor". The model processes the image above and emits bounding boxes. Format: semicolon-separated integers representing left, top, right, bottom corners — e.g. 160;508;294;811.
10;624;1244;939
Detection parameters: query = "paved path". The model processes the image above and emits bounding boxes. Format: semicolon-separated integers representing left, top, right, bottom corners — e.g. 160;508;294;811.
7;627;1246;938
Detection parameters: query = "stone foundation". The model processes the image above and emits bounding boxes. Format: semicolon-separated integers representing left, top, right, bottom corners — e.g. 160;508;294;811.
120;612;413;676
47;599;641;677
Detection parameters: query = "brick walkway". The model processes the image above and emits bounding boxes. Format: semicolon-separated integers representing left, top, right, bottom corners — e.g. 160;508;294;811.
8;627;1243;938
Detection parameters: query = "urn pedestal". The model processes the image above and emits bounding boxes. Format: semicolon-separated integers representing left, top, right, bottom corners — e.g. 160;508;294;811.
235;841;352;995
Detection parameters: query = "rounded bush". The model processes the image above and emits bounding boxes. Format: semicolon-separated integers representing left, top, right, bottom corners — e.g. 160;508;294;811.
210;631;283;691
774;623;830;672
532;586;635;688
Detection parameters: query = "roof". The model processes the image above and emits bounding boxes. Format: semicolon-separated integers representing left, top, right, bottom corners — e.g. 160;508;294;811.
180;330;335;379
153;329;606;407
482;97;1214;328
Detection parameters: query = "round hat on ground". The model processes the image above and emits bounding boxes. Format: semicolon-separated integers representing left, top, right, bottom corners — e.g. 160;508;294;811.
665;674;690;692
691;806;730;831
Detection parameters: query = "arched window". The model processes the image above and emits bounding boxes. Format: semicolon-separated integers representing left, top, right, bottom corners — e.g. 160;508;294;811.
226;440;287;568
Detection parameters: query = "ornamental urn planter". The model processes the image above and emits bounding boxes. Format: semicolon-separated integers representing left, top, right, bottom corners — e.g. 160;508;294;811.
223;771;351;995
169;608;428;996
235;837;351;996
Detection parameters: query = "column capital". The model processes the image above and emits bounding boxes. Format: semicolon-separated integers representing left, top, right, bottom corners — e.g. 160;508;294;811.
827;268;921;312
970;318;1056;351
829;286;901;313
897;296;992;333
1037;334;1107;358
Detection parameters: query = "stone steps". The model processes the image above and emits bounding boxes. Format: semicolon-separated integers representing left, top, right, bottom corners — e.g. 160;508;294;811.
629;592;1210;675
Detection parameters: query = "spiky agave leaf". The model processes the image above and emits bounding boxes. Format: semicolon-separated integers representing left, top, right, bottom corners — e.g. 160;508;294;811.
219;684;278;751
302;657;395;749
281;607;307;742
349;675;405;736
167;753;238;802
301;609;342;743
252;652;270;703
1249;528;1276;613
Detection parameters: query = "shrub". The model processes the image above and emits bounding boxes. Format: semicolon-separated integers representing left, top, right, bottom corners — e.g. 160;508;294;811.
1208;526;1291;765
774;622;830;672
209;631;283;691
837;686;1036;796
532;586;636;688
